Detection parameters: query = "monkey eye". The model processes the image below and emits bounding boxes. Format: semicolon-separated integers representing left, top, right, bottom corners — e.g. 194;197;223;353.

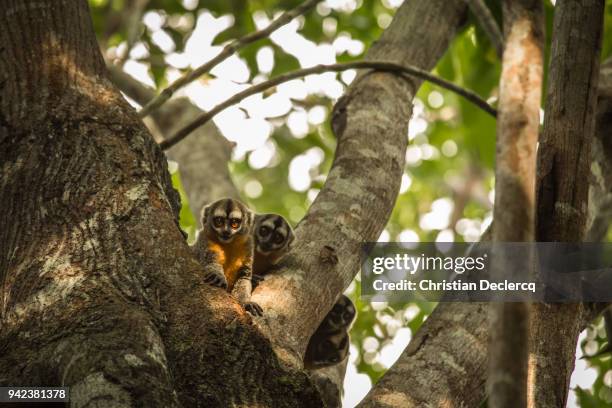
273;232;284;244
213;217;224;227
259;226;270;236
230;218;241;229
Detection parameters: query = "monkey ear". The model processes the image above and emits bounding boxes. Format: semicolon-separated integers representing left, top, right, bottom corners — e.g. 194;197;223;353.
201;204;210;222
287;230;295;248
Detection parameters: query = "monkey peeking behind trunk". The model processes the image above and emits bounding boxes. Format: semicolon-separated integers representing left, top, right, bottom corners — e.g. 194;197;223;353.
191;198;263;316
304;294;356;368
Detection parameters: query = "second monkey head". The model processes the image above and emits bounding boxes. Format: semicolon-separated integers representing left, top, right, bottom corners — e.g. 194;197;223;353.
253;213;294;255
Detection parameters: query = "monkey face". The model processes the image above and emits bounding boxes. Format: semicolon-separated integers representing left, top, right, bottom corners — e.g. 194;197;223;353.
309;331;349;366
203;198;253;243
254;214;294;255
319;295;356;333
304;327;350;368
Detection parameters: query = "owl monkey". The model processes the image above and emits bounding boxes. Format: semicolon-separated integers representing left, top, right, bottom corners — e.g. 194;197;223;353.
191;198;262;316
252;213;295;285
304;294;356;368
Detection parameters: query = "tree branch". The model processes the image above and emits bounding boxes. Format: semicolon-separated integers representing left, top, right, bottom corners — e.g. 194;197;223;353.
465;0;504;58
251;0;468;367
586;58;612;242
488;1;543;407
107;63;155;102
137;0;321;118
159;60;497;150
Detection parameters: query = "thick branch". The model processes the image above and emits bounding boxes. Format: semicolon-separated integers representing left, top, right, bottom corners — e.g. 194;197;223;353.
489;1;543;406
586;59;612;241
252;0;468;366
138;0;320;117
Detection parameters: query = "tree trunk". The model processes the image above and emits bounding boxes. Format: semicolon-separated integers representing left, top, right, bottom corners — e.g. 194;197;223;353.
0;1;322;406
489;1;543;406
529;0;604;406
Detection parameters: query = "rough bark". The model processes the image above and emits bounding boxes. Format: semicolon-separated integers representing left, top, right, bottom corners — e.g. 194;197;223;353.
529;1;604;407
251;0;468;364
359;65;612;408
488;1;543;407
0;1;322;406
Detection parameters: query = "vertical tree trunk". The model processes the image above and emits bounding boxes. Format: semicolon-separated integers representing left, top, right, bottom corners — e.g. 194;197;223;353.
530;0;604;406
489;1;543;407
0;2;324;406
0;1;181;405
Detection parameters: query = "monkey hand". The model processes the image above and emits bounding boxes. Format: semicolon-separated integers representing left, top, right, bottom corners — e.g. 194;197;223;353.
203;265;228;289
243;301;263;316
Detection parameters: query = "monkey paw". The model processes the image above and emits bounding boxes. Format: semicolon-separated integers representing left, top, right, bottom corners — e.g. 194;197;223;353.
204;271;228;289
244;301;263;316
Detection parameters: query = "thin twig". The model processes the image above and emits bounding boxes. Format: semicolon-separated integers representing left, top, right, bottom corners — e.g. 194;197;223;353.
159;60;497;150
138;0;321;118
465;0;504;58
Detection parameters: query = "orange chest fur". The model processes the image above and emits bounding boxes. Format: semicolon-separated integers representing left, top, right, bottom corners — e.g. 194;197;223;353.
207;237;250;290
